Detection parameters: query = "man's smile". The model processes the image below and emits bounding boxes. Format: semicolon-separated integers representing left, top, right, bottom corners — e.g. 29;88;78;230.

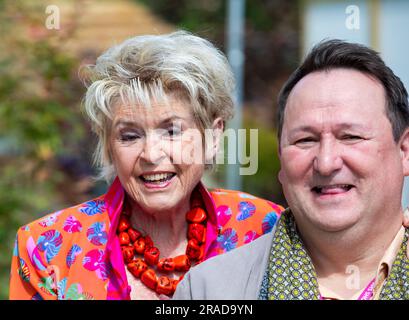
311;184;355;195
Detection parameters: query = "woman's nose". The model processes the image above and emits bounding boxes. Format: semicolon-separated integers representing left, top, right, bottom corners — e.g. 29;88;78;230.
140;133;165;164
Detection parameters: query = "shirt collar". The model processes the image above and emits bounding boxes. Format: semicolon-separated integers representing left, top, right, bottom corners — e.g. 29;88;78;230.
319;225;405;300
372;225;405;292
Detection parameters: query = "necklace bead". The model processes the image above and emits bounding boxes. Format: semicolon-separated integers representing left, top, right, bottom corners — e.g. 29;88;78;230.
128;228;141;242
119;232;130;246
117;202;208;296
157;276;173;296
134;237;146;254
188;223;206;243
128;258;148;278
186;207;207;223
118;216;131;232
173;254;191;272
141;268;157;290
144;247;160;266
157;258;175;272
122;246;134;264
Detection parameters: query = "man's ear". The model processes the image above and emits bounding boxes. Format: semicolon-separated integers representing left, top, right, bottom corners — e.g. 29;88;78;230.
204;118;224;164
400;128;409;176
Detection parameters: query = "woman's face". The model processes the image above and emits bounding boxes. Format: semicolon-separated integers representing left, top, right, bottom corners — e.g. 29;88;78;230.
110;95;214;215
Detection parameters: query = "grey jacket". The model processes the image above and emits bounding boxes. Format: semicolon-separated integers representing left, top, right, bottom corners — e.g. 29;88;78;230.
173;227;277;300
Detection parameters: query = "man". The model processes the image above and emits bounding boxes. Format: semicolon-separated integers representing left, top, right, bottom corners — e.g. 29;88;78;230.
173;40;409;300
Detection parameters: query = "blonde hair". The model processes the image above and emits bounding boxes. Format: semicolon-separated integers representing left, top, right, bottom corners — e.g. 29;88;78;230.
82;31;235;182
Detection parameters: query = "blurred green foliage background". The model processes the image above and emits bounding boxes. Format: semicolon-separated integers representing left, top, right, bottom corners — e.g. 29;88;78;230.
0;1;96;299
0;0;298;299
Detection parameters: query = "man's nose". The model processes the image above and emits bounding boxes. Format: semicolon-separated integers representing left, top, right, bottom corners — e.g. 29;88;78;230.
140;134;165;164
313;139;343;176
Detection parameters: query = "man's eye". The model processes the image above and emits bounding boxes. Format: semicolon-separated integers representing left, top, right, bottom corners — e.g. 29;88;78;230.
341;135;363;141
295;137;316;145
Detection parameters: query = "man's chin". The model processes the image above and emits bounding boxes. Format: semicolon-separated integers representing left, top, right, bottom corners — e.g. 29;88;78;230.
309;214;360;233
298;206;361;233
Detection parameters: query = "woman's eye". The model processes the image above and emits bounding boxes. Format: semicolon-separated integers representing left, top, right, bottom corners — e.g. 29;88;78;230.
166;126;182;137
120;132;141;142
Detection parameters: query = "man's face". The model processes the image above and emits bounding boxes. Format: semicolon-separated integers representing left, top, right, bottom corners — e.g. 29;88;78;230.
279;68;407;233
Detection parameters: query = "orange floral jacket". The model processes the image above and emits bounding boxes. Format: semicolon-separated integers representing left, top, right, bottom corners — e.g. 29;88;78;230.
9;178;283;300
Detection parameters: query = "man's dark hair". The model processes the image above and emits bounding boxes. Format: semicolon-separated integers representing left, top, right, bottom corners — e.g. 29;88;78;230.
277;39;409;142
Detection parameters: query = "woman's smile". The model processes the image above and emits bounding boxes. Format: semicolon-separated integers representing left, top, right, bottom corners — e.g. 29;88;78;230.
139;171;177;189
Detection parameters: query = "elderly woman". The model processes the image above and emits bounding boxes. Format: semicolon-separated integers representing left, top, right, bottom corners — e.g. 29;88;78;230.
9;31;283;300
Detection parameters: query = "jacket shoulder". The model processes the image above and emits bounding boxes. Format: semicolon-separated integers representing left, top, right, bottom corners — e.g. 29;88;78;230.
210;189;283;213
20;194;108;233
209;189;283;242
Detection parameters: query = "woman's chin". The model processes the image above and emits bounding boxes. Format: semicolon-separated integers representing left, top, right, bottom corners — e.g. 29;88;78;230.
139;195;183;214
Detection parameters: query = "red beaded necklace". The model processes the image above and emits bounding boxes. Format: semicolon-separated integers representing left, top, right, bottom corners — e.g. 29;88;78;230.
117;197;207;296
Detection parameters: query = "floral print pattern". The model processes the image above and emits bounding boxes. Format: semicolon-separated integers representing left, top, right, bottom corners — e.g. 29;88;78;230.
66;244;82;268
10;179;283;300
79;200;106;216
83;249;109;280
63;216;82;233
236;201;256;221
38;211;62;228
86;222;107;246
244;230;259;244
262;211;279;234
217;228;238;252
37;230;63;264
216;205;232;227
